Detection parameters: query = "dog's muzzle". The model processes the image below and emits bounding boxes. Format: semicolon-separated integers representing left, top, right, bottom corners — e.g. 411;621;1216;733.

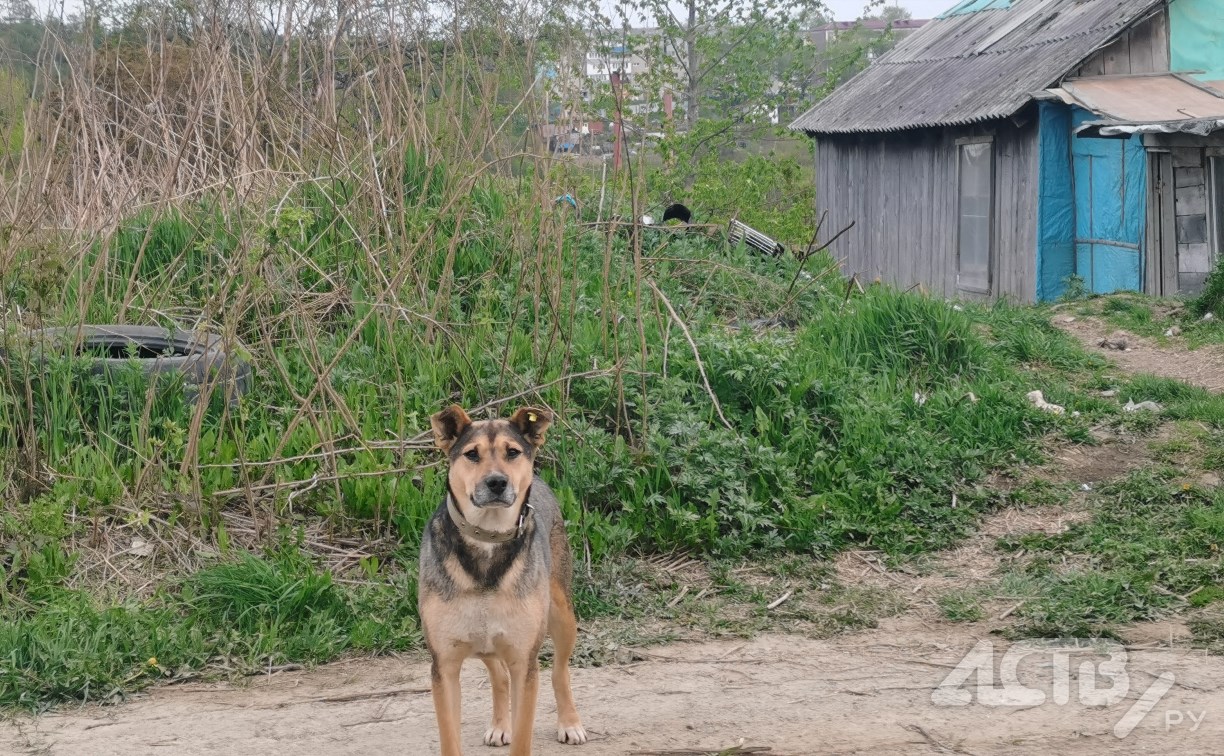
472;473;516;508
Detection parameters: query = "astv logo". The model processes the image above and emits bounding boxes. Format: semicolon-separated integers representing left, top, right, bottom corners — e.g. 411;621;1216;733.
932;639;1204;738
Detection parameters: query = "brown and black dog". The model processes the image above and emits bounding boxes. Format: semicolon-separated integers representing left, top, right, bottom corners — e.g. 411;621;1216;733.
420;405;587;755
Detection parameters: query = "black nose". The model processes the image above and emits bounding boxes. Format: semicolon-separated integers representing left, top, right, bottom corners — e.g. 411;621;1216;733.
486;475;507;495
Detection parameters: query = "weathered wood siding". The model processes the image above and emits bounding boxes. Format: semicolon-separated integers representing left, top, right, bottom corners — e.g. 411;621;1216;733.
815;117;1040;302
1072;11;1170;77
1146;132;1224;294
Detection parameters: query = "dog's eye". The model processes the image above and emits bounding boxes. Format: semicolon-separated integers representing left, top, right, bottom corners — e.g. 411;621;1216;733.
506;448;522;459
463;449;479;462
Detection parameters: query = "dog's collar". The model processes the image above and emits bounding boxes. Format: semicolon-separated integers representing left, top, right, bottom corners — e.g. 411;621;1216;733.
445;492;533;544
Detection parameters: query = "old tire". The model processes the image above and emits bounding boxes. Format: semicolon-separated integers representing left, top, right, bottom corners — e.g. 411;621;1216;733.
16;325;252;404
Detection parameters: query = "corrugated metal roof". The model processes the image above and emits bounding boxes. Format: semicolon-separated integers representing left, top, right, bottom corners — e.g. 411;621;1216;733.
1052;74;1224;122
790;0;1165;135
1057;74;1224;137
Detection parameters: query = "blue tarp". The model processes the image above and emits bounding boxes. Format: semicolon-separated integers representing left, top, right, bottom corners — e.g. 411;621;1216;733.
1037;103;1148;300
1170;0;1224;80
1036;101;1075;301
1070;107;1147;295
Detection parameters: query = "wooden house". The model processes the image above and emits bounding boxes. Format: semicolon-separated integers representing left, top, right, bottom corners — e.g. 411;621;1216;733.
789;0;1224;302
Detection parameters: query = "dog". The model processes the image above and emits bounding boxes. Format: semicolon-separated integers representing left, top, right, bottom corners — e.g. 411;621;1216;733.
420;404;587;756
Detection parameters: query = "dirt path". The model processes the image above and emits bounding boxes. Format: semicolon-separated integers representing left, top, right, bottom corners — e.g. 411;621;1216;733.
1053;314;1224;392
4;618;1223;756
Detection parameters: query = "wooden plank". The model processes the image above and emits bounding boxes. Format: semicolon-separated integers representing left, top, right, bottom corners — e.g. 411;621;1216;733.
900;139;913;288
1158;153;1179;295
942;129;958;295
1103;33;1131;76
1150;9;1170;72
885;138;899;286
1145;152;1161;295
930;131;945;295
1177;214;1208;244
1175;167;1205;188
1127;14;1157;73
874;138;888;284
1172;147;1202;168
1080;51;1105;78
994;131;1011;298
1017;124;1039;302
1180;271;1209;294
1180;242;1212;273
1175;183;1207;216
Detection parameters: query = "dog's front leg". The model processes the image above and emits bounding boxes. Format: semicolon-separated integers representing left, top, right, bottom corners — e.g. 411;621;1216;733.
431;654;465;756
481;657;512;746
506;655;540;756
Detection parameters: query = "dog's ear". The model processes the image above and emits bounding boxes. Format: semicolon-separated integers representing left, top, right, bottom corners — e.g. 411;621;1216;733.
509;407;553;448
431;405;472;453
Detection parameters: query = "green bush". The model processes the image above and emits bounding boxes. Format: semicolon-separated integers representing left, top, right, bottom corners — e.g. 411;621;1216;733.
1191;258;1224;318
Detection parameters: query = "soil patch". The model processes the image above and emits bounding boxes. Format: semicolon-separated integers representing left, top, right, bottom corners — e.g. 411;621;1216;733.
1053;314;1224;392
6;622;1222;755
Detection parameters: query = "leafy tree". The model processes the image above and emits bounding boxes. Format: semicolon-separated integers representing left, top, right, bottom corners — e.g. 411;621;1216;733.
620;0;822;128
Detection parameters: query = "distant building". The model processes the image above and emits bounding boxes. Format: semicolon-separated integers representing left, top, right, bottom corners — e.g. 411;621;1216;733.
791;0;1224;303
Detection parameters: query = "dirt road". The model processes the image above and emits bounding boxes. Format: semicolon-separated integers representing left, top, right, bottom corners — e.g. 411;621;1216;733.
5;617;1222;756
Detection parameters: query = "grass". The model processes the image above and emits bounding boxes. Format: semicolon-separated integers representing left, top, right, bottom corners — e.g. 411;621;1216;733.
0;186;1116;707
926;467;1224;643
1067;288;1224;349
0;8;1222;711
2;151;1222;710
8;180;1224;707
0;547;421;708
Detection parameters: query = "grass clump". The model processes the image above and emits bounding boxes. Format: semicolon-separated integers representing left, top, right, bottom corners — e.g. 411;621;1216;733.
1190;259;1224;319
938;592;985;623
996;469;1224;640
0;546;419;709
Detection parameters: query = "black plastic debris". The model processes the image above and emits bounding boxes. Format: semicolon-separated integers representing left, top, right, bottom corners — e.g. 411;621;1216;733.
661;203;692;224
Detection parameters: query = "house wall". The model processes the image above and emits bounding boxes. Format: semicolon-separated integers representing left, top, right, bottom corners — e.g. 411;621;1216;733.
814;116;1039;302
1145;133;1224;293
1170;0;1224;79
1072;11;1170;77
1036;102;1075;301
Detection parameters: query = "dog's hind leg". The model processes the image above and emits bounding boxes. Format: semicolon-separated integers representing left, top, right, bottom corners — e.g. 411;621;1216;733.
506;654;541;756
481;657;512;747
430;654;465;756
549;581;588;745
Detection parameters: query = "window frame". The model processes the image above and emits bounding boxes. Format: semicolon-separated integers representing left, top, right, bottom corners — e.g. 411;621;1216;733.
954;135;996;295
1208;151;1224;268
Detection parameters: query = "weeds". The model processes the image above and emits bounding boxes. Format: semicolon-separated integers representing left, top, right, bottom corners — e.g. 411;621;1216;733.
0;0;1215;712
994;469;1224;641
1190;259;1224;319
0;547;420;709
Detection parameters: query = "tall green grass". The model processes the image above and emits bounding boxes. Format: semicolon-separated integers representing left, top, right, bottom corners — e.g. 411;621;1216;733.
0;149;1109;706
0;548;420;708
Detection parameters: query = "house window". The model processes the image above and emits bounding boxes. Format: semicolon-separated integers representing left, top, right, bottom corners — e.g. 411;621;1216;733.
956;139;994;293
1211;156;1224;267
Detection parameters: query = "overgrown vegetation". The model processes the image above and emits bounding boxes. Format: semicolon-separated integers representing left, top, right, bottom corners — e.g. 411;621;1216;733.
997;469;1224;639
0;0;1220;714
1065;290;1224;349
1191;258;1224;320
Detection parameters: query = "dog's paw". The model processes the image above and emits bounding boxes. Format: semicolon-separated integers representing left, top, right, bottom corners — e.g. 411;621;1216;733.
483;724;511;747
556;721;587;745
